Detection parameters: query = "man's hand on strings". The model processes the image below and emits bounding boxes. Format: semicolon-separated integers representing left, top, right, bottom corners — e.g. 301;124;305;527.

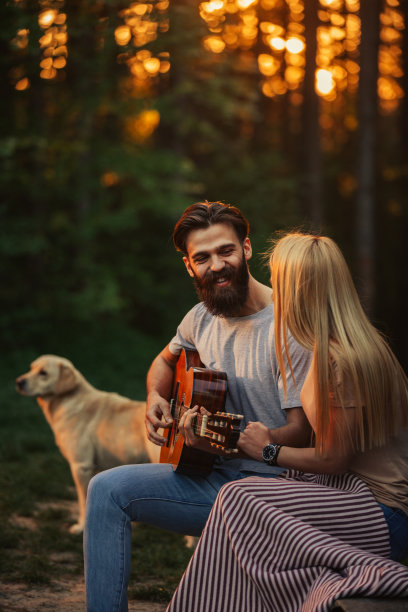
146;391;173;446
180;405;240;456
179;405;214;452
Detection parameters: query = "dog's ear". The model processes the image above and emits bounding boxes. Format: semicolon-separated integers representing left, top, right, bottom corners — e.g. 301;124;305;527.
55;362;79;395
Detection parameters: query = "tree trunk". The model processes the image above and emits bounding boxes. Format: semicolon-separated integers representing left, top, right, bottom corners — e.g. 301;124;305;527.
302;0;322;229
396;0;408;366
355;0;381;314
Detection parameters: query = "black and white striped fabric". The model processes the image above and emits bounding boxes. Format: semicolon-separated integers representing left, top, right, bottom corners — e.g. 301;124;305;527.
167;471;408;612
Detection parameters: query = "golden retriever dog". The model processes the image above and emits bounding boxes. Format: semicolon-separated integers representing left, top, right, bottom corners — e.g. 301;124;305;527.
16;354;160;535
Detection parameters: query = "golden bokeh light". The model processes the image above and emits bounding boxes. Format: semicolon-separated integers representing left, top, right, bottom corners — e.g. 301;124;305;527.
261;81;274;98
330;26;345;41
115;1;170;88
53;56;66;69
285;37;304;54
201;1;225;15
203;36;226;53
260;0;278;8
381;26;401;44
287;52;305;68
21;0;405;114
260;22;284;35
143;57;161;75
223;29;239;47
132;3;150;16
38;10;58;29
331;13;345;27
37;7;68;81
39;32;53;48
101;171;120;188
320;0;342;8
378;2;404;112
125;109;160;143
268;36;285;51
12;29;29;50
285;65;304;88
345;0;359;12
40;57;53;70
378;75;403;101
40;67;58;80
115;25;132;46
159;60;171;74
197;0;405;108
237;0;257;8
137;49;151;61
258;54;279;76
270;78;287;95
15;77;30;91
316;68;335;95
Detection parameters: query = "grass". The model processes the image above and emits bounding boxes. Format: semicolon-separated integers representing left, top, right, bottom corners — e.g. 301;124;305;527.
0;324;193;602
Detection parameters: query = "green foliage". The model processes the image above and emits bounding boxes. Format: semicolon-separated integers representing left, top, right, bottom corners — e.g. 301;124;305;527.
1;0;407;368
0;0;301;358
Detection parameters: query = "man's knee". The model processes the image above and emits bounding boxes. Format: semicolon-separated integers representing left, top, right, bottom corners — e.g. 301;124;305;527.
87;466;126;509
86;471;108;507
87;463;158;513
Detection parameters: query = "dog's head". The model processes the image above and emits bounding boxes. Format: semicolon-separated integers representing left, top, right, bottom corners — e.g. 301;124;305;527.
16;355;80;398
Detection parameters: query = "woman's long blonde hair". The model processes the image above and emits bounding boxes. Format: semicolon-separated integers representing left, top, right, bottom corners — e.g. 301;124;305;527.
270;232;408;454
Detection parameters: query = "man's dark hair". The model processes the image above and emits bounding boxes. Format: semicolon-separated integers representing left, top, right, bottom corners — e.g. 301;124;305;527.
173;201;250;255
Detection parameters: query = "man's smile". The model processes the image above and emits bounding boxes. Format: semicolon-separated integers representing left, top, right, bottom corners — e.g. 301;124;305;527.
214;276;231;287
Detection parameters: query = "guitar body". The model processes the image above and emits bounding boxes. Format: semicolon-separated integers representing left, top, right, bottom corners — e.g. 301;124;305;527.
160;348;229;476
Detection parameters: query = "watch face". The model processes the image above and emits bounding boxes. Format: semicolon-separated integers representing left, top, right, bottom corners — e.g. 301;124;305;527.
262;444;276;463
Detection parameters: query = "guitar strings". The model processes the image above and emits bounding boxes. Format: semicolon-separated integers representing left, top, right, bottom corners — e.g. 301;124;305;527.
168;413;241;427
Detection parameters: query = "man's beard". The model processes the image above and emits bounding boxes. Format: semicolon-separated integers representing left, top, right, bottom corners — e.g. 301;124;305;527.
193;252;250;317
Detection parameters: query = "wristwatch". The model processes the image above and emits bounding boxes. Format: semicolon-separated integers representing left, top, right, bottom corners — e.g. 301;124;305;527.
262;443;282;466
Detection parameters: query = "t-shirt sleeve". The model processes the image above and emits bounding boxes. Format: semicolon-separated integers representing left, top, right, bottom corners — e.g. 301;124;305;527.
277;334;313;410
168;305;199;356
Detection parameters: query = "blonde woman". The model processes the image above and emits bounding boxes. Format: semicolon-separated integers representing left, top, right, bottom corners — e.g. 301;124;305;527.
167;232;408;612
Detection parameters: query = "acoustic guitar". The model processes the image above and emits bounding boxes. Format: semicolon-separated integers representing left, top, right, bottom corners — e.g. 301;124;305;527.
160;348;243;476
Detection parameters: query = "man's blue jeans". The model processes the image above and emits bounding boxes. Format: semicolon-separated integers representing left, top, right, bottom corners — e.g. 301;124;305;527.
84;462;267;612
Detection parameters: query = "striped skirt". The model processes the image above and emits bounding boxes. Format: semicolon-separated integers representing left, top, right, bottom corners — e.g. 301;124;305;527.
167;471;408;612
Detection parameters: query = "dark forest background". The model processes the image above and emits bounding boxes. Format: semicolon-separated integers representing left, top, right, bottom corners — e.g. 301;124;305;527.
1;0;408;373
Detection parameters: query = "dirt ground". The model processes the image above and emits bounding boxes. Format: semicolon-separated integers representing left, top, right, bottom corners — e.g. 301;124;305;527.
0;500;169;612
0;579;168;611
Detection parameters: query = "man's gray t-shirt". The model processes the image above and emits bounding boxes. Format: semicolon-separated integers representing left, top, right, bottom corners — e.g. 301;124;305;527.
168;302;311;474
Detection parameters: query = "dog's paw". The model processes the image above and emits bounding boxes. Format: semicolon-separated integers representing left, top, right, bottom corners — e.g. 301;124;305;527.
69;523;84;535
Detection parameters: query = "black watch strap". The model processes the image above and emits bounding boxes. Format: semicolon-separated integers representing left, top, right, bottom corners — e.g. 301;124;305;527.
272;444;282;466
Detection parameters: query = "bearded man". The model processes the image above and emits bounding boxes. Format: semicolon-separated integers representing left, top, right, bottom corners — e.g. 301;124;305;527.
84;201;312;612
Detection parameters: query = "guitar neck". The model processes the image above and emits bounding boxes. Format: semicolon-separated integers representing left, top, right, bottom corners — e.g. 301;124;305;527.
171;400;242;452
